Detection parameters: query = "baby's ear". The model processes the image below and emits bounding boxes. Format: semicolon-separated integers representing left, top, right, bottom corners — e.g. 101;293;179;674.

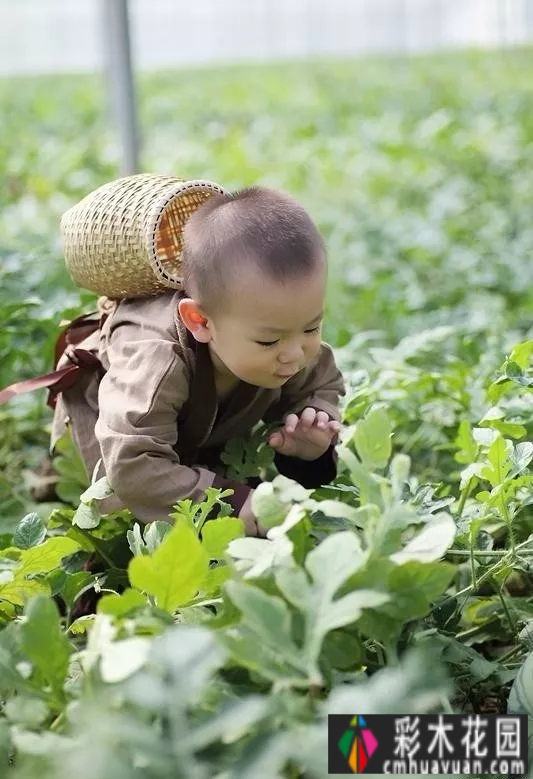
178;298;211;343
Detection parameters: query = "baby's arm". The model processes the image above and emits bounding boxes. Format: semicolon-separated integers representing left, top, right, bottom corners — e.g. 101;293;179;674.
94;321;256;531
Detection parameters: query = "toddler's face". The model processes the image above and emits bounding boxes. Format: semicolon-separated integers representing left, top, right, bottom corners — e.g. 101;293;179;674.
207;263;326;389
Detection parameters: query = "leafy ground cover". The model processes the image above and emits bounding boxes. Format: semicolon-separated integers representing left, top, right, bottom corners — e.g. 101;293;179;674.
2;48;533;777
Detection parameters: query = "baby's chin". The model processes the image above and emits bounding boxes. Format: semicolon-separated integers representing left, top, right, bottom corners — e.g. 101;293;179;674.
245;374;295;390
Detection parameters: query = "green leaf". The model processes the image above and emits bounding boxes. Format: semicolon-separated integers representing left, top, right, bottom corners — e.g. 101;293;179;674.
481;434;513;487
60;571;94;610
99;636;152;683
201;517;244;558
227;534;294;579
251;481;289;528
390;512;456;564
79;476;114;503
275;532;388;677
508;340;533;371
0;624;27;695
16;536;81;575
202;564;232;595
322;630;365;671
97;588;147;617
4;696;49;727
0;574;51;607
126;523;146;556
144;521;172;553
128;521;209;612
454;420;478;465
52;427;90;505
509;442;533;478
357;561;455;642
338;446;383;506
223;579;307;683
19;596;72;694
10;727;71;757
353;406;392;469
479;407;527;439
13;513;47;549
72;501;101;530
186;696;268;752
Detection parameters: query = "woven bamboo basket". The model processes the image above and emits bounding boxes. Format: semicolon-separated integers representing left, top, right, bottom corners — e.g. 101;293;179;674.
60;173;227;298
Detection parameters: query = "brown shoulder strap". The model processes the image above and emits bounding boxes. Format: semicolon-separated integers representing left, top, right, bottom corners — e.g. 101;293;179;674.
0;312;106;409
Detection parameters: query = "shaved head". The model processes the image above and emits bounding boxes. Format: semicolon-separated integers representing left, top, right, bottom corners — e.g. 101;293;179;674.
181;186;326;313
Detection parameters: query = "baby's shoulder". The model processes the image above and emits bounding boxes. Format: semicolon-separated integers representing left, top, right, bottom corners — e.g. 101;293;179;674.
105;291;183;341
100;290;193;371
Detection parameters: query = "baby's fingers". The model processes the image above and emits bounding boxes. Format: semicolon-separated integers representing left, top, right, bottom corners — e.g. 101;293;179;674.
299;407;317;429
328;420;342;435
284;413;299;434
315;411;330;429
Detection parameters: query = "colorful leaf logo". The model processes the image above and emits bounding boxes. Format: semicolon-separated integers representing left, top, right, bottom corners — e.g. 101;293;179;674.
338;716;378;773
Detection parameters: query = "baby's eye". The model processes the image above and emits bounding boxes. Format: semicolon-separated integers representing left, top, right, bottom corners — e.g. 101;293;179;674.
305;326;321;334
255;339;279;348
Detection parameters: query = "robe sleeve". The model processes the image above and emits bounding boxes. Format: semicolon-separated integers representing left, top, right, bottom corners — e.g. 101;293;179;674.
95;320;251;524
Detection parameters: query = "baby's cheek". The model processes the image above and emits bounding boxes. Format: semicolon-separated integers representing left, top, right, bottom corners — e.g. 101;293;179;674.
307;338;321;360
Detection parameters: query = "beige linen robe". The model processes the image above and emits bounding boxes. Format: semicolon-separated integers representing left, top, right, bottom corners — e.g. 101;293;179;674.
51;291;345;524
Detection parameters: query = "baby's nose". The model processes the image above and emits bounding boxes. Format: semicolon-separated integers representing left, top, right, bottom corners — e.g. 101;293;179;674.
278;343;304;364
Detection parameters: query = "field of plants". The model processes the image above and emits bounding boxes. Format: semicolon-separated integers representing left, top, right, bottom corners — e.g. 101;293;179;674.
2;48;533;778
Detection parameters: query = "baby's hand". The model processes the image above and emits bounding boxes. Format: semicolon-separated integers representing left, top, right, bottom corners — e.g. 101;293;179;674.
268;407;341;461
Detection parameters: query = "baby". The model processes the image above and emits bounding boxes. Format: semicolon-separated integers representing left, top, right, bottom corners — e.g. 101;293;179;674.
50;185;346;536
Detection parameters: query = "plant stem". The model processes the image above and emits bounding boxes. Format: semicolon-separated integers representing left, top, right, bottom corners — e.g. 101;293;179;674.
446;536;533;603
446;548;513;558
500;493;516;555
469;543;477;589
77;528;121;571
498;644;524;665
491;578;516;634
456;477;474;519
456;620;500;642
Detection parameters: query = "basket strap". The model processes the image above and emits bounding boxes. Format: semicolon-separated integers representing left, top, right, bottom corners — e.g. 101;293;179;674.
0;348;105;410
0;313;106;410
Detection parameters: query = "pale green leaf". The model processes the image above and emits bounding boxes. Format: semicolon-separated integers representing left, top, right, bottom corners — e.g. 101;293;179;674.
509;340;533;371
275;532;384;676
127;523;146;556
227;534;294;579
99;636;152;683
128;521;209;612
0;575;51;606
144;521;172;553
97;588;147;617
224;580;304;673
72;501;101;530
80;477;114;503
19;596;72;693
510;442;533;478
201;517;244;558
13;513;47;550
390;512;456;564
251;481;288;528
11;726;72;756
353;406;392;469
4;696;49;727
481;435;513;486
17;536;81;575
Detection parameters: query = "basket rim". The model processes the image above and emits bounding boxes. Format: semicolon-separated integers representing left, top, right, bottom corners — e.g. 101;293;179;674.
146;178;228;288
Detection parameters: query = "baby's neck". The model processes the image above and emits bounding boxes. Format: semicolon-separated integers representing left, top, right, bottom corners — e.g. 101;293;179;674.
209;344;240;400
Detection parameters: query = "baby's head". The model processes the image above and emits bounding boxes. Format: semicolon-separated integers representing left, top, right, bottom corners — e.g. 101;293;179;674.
179;186;327;389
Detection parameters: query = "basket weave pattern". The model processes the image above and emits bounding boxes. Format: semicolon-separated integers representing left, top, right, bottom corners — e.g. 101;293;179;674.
60;173;226;298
